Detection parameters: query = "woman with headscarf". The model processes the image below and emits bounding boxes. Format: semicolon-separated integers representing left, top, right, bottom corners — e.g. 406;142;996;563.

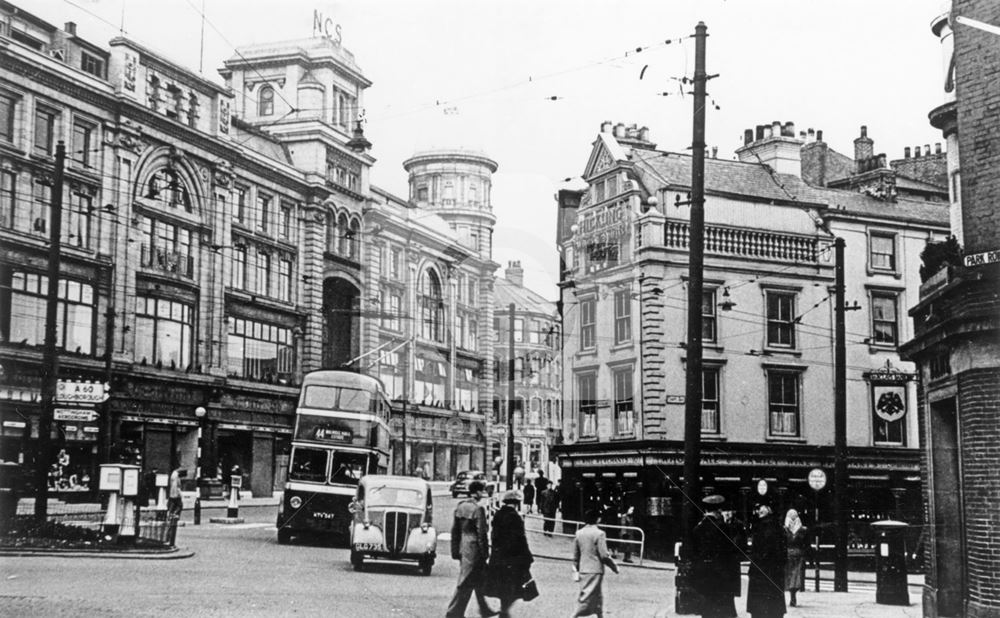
484;490;534;616
783;509;809;607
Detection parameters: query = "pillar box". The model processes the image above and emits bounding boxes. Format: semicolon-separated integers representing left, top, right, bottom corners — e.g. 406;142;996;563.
871;520;910;605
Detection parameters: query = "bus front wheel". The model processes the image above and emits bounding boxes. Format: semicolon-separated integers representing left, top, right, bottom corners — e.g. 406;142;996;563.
351;550;364;571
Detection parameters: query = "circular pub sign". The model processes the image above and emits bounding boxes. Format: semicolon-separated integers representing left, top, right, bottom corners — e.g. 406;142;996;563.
808;468;827;491
756;479;768;496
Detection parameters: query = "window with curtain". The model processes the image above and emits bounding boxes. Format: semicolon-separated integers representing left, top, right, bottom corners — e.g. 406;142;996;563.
419;269;443;342
701;289;717;342
578;373;597;438
613;367;634;435
702;367;720;434
871;292;899;345
767;370;800;437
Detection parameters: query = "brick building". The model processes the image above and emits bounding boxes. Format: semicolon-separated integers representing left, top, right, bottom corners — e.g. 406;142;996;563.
901;4;1000;617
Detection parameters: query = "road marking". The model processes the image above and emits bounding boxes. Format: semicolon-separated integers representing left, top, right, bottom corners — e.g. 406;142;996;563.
437;533;451;541
211;523;274;530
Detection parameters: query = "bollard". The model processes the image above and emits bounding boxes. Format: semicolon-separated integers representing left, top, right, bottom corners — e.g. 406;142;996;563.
227;484;239;519
194;496;201;525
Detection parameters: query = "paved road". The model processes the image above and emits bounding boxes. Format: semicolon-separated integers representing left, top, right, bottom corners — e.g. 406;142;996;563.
1;497;922;617
0;499;667;617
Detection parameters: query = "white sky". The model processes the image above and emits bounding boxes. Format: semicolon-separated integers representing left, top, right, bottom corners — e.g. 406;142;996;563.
31;0;950;297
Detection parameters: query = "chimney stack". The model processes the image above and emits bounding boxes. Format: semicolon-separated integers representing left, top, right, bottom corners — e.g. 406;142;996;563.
735;118;802;176
505;261;524;287
854;125;874;168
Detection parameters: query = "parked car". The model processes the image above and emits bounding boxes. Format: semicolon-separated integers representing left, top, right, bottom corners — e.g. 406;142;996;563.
449;470;496;498
349;475;437;575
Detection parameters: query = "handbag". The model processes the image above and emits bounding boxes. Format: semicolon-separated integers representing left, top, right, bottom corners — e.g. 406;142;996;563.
521;577;539;602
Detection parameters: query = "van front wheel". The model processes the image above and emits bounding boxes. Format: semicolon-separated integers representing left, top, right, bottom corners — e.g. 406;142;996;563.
351;550;364;571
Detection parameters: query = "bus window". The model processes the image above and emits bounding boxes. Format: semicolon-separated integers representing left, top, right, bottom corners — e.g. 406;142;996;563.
330;451;368;485
338;388;370;412
289;447;328;483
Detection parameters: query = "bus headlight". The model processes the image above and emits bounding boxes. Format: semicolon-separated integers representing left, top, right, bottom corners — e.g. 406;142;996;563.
420;523;429;532
289;496;303;509
363;519;371;530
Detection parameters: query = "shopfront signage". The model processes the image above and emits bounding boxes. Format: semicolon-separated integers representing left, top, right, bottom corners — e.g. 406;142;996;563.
963;248;1000;268
2;421;26;429
56;380;110;403
54;408;99;422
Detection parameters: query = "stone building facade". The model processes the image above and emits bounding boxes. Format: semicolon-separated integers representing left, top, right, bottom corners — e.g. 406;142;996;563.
553;121;949;558
901;4;1000;617
491;261;561;479
0;2;495;494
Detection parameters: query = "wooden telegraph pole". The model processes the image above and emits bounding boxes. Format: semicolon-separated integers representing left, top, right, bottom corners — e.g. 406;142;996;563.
35;141;66;520
675;22;709;614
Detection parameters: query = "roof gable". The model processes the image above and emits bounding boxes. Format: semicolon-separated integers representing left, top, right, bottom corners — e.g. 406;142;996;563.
583;133;629;180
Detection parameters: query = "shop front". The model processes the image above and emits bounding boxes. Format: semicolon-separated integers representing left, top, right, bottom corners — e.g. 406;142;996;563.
554;441;922;562
390;403;487;480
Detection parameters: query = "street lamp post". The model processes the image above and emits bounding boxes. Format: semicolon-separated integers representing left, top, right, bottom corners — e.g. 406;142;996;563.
194;406;207;525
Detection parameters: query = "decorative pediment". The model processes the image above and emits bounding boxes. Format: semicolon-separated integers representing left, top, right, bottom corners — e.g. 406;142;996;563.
582;133;629;180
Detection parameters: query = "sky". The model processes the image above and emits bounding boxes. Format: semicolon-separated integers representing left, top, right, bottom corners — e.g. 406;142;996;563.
32;0;950;297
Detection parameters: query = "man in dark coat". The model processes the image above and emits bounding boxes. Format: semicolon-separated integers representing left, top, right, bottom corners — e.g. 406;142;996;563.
537;485;559;536
484;490;534;616
446;480;498;618
746;503;787;618
721;506;748;618
690;495;736;618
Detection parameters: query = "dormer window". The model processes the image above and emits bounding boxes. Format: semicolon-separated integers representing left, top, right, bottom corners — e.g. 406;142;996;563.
259;86;274;116
81;52;105;78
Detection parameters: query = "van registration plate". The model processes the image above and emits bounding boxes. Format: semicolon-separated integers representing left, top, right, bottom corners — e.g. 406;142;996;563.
354;542;381;551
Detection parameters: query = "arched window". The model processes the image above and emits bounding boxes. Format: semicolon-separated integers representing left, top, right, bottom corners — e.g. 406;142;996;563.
348;219;361;259
338;213;350;255
419;269;443;342
326;212;338;252
145;167;191;211
259;86;275;116
545;399;553;428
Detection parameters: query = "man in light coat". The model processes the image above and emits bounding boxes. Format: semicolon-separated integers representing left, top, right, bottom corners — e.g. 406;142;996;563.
571;509;619;617
446;480;498;618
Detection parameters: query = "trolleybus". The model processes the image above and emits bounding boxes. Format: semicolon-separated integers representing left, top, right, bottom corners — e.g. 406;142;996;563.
276;370;391;544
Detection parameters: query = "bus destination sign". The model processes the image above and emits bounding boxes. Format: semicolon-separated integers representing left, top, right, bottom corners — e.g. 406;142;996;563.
314;427;353;443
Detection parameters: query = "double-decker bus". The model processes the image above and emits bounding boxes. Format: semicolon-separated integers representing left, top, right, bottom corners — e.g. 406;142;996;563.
276;370;391;544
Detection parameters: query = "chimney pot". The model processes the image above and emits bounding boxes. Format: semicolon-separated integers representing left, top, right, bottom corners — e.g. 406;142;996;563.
807;128;815;141
639;126;650;141
744;129;754;145
799;131;807;140
711;146;718;159
764;126;773;139
924;144;931;156
784;121;795;137
755;125;765;141
614;123;626;138
601;121;612;133
914;146;921;158
816;130;823;142
935;143;942;154
904;147;911;158
771;121;781;137
860;125;867;138
65;21;77;35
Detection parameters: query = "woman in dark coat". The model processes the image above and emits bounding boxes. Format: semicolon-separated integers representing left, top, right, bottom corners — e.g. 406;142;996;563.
721;508;748;617
747;503;787;618
484;490;534;616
